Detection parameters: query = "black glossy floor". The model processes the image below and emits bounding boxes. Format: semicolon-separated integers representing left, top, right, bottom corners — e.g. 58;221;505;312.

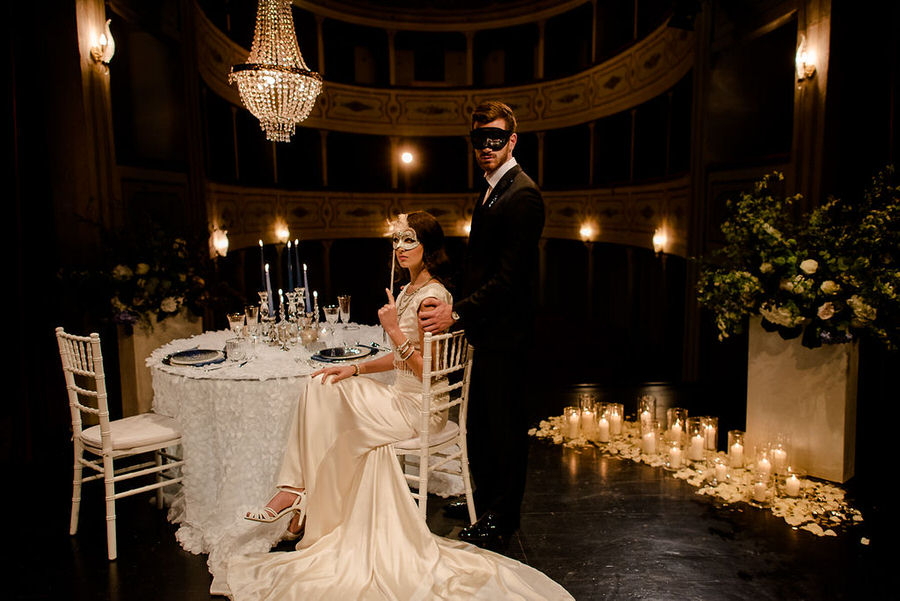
12;385;891;601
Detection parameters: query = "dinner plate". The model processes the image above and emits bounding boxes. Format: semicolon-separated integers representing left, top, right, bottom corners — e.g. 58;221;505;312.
167;348;227;367
311;345;373;362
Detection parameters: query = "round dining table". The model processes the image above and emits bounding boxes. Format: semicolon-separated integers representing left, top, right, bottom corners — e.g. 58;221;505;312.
149;324;463;588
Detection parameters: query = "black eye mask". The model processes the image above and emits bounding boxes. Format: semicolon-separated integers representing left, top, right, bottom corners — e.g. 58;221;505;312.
470;127;512;150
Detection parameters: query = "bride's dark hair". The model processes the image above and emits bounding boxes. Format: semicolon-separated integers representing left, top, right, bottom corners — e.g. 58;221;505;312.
400;211;452;287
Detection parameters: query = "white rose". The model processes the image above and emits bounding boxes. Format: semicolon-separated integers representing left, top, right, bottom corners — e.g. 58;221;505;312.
759;262;773;274
817;302;835;320
820;280;840;295
160;296;180;313
800;259;818;274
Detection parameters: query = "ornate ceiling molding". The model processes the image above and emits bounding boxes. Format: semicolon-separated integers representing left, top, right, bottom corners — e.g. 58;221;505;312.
207;175;690;257
293;0;591;32
196;3;694;136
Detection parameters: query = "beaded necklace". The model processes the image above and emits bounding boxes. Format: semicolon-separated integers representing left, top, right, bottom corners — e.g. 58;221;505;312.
396;276;434;317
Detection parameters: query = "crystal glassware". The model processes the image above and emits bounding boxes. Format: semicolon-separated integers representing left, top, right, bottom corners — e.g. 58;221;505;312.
666;407;688;443
641;419;661;455
728;430;745;468
607;402;623;437
337;294;356;329
701;416;718;454
563;406;581;440
227;312;245;337
638;395;656;428
686;417;705;462
323;305;339;345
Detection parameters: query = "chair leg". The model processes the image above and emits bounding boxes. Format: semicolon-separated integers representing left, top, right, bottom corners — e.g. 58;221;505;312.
418;451;428;520
70;445;83;536
459;439;477;525
155;451;164;510
102;455;118;561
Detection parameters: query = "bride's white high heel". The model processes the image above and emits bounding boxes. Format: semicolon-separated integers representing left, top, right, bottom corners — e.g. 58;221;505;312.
245;487;307;524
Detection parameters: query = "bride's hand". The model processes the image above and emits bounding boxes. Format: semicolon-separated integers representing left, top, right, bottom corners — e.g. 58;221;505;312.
377;288;400;333
312;365;356;383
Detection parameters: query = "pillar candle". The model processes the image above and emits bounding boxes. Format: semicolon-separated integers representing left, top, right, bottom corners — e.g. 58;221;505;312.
597;417;610;443
715;462;728;482
688;434;705;461
641;431;657;455
729;442;744;468
670;422;683;440
640;410;652;428
609;413;622;436
668;445;683;469
705;425;717;450
580;409;595;439
566;411;580;439
757;457;772;476
752;481;768;502
784;474;801;497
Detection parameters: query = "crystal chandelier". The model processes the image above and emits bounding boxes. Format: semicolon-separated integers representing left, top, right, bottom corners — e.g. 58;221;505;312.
228;0;323;142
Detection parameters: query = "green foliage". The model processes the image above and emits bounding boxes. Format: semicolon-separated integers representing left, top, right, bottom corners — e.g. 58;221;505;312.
697;167;900;350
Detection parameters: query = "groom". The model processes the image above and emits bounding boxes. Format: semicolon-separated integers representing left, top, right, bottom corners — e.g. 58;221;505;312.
419;100;544;548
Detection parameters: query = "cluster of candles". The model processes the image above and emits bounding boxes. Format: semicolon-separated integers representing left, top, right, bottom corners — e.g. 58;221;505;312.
563;397;624;443
259;239;312;315
564;395;806;505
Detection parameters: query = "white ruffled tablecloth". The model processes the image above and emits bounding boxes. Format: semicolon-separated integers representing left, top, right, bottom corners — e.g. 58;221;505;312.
148;324;463;584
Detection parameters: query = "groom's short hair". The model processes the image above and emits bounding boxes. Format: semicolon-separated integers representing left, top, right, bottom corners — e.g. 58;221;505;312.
471;101;517;132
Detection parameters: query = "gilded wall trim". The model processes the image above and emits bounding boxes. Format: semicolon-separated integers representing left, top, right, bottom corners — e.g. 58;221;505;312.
196;4;693;136
208;176;690;257
294;0;591;32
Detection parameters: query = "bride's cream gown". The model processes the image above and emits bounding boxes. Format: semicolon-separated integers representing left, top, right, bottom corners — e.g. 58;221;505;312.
225;282;572;600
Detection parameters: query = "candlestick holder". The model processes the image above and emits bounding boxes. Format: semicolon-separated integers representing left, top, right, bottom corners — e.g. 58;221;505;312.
563;406;581;440
258;291;271;320
728;430;745;469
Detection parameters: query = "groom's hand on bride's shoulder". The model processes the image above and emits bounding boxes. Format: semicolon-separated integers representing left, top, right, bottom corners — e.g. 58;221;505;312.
419;299;453;333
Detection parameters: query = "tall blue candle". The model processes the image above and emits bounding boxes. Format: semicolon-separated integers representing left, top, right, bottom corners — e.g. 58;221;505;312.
287;241;294;290
293;238;301;289
264;263;275;316
258;240;265;288
303;263;311;312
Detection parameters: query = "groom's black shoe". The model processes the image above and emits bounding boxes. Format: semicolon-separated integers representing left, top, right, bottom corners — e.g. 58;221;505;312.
442;499;470;520
458;511;514;550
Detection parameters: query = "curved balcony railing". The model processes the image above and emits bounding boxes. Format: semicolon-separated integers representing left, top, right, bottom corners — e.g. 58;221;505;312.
208;174;690;257
196;3;693;136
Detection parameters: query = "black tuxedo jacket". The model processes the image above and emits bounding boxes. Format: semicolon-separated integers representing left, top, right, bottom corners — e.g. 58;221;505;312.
455;164;545;350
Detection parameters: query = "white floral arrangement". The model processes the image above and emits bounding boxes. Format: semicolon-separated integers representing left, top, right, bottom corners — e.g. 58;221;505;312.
696;168;899;349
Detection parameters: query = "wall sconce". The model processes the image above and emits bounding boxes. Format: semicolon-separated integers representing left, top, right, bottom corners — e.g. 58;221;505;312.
652;227;668;255
462;220;472;236
795;34;816;81
211;228;229;257
400;151;414;165
579;222;597;243
91;19;115;64
275;222;290;244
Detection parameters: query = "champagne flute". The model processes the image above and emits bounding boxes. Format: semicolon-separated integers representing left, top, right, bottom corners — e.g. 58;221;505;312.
323;305;340;346
337;295;355;329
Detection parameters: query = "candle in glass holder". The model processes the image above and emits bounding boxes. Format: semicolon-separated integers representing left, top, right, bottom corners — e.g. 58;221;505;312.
784;470;801;497
641;430;657;455
771;447;788;473
580;407;596;439
752;480;768;503
564;407;580;440
702;417;718;452
688;433;705;461
756;448;772;476
728;430;745;468
667;442;683;470
714;459;728;482
608;404;623;436
597;416;610;443
638;395;656;428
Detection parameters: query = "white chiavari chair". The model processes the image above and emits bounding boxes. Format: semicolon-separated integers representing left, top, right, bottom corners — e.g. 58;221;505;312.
56;327;184;560
394;330;476;524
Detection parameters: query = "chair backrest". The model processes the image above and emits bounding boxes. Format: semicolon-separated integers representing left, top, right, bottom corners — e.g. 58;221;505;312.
56;327;112;452
420;330;474;435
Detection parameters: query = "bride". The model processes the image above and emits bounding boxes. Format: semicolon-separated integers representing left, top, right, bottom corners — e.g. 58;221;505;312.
225;212;572;600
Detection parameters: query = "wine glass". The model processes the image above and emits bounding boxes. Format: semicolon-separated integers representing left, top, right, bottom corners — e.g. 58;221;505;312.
337;295;355;329
323;305;340;346
227;312;245;337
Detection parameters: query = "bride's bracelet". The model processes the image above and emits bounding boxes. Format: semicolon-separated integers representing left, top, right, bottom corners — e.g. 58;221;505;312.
400;345;416;361
352;364;361;376
396;338;412;355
